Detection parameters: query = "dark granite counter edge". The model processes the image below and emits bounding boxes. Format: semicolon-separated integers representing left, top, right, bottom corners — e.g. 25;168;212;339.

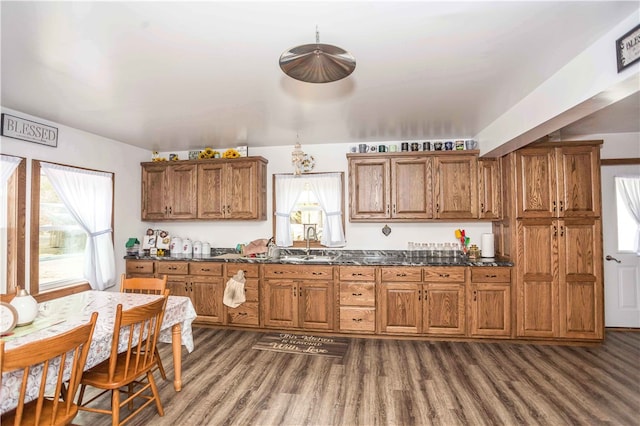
125;248;513;267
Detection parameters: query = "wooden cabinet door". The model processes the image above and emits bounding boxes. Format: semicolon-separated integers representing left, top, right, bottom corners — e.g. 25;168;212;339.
422;283;465;335
470;283;511;337
191;276;224;324
433;155;478;219
515;148;556;218
262;279;298;328
558;218;603;339
391;157;433;219
197;162;225;219
478;158;501;220
378;283;421;334
141;164;168;220
516;219;558;337
166;276;189;299
556;146;601;218
349;158;390;220
165;164;197;219
227;160;262;219
299;280;333;330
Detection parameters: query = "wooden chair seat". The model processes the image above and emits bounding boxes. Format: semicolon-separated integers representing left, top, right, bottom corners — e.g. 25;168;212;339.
77;292;169;426
1;312;98;426
119;273;169;381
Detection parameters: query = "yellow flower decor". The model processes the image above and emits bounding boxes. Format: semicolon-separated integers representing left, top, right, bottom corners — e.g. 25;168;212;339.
198;147;219;159
222;148;240;159
151;151;167;162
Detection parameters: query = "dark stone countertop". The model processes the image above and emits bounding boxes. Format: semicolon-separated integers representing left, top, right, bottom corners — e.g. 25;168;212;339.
125;249;513;267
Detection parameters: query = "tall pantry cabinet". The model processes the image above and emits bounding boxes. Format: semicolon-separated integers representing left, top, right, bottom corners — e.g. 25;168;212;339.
496;141;603;341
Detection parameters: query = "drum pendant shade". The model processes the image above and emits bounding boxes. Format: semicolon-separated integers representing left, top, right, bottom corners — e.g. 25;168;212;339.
279;28;356;83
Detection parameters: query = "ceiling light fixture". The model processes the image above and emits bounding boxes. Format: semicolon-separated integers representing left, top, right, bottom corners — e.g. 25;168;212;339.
279;26;356;84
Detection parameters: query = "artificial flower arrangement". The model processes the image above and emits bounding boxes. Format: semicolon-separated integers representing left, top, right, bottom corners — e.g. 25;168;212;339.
455;229;470;254
222;148;240;159
198;147;219;159
151;151;167;162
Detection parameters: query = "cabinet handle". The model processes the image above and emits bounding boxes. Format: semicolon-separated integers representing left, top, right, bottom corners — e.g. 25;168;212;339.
293;287;297;297
481;203;485;213
352;318;362;322
164;206;168;214
386;204;390;215
418;289;422;301
473;290;477;301
352;273;363;276
168;206;172;214
396;273;407;277
559;200;564;212
135;266;144;269
273;271;284;275
560;225;564;237
312;272;322;275
226;205;231;214
552;200;557;212
200;268;210;272
436;203;440;213
553;225;557;237
168;266;177;270
238;312;247;316
393;204;396;214
438;273;450;278
352;292;363;296
485;274;497;278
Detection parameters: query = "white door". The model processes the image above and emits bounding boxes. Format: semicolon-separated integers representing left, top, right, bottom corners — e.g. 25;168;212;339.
601;164;640;327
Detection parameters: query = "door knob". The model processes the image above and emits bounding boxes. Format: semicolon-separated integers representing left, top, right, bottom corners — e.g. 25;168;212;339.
605;255;621;263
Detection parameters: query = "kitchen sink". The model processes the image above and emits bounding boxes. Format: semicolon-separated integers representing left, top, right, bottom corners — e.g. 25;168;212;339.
279;255;338;263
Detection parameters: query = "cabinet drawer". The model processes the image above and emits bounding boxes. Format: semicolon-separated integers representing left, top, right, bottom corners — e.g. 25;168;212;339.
340;282;375;306
157;262;189;275
423;267;466;283
381;267;422;282
126;260;154;275
189;262;223;276
339;266;376;281
339;307;376;332
226;263;259;278
226;302;259;326
471;267;511;283
263;265;333;280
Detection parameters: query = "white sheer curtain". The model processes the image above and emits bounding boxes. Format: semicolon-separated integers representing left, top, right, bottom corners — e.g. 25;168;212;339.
40;162;116;290
616;176;640;253
1;155;21;185
274;175;306;246
307;173;346;247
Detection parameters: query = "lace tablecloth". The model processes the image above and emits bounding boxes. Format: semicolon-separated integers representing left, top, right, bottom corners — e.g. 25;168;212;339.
0;290;197;414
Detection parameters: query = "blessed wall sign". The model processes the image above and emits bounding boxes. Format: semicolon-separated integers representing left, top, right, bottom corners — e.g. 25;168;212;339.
616;23;640;73
1;113;58;147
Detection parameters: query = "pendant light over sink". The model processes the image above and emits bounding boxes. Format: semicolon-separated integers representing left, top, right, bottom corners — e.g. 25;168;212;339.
279;26;356;83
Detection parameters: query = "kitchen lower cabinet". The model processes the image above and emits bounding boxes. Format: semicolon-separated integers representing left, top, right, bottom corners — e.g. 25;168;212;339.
155;261;224;324
262;264;334;331
125;260;154;278
379;266;466;335
469;267;511;337
338;266;376;333
224;263;260;327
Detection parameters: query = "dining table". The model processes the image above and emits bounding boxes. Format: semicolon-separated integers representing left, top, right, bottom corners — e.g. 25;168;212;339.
0;290;197;415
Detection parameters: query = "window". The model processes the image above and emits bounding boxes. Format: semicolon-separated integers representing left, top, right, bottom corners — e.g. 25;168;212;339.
615;176;640;253
31;160;116;293
1;154;26;294
273;172;346;248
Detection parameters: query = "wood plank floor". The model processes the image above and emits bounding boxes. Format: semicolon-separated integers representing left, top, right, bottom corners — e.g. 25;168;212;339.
74;328;640;425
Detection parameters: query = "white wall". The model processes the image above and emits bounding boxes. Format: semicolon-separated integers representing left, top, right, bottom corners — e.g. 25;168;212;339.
1;107;149;288
568;132;640;159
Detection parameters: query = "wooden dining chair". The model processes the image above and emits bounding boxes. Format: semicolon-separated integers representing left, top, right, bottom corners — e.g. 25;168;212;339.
119;273;168;380
0;312;98;426
77;290;169;426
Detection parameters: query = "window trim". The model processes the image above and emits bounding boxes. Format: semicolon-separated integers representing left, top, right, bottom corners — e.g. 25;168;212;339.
271;172;345;248
3;155;26;295
30;160;115;295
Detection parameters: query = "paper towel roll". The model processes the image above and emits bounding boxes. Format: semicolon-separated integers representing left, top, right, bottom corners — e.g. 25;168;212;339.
481;233;495;258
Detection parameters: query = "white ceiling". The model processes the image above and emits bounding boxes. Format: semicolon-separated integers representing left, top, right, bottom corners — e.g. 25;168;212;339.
1;1;638;153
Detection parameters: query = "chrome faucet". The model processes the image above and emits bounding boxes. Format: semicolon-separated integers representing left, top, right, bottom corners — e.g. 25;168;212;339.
305;226;317;257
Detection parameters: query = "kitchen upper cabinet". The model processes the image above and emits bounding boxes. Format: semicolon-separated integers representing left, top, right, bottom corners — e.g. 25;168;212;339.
198;158;267;220
262;264;334;331
141;163;197;220
478;158;501;220
141;157;267;221
433;155;478;219
515;144;600;219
